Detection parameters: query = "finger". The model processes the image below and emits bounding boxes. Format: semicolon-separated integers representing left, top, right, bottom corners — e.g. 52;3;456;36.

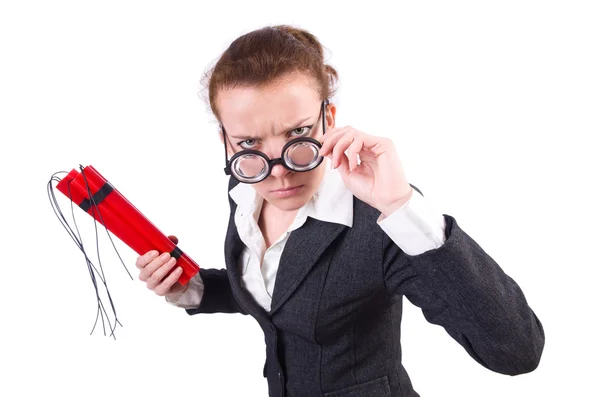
136;250;159;269
319;127;351;157
331;132;356;169
317;126;342;144
336;151;352;177
139;252;171;282
146;257;178;290
347;137;363;172
168;235;179;245
154;267;183;296
320;127;348;153
361;134;393;154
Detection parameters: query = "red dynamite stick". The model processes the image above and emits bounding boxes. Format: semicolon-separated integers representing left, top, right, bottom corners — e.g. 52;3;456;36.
56;166;199;284
79;166;200;285
56;166;200;285
65;168;156;254
80;167;179;254
58;171;154;259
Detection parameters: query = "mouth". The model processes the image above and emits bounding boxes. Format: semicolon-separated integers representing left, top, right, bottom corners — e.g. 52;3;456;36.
270;185;304;198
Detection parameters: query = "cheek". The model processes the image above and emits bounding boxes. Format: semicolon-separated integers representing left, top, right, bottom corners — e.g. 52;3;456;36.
296;168;325;197
308;163;327;183
305;173;321;186
252;183;268;196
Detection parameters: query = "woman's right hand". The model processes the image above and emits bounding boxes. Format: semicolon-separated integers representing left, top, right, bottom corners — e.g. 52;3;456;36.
136;235;187;297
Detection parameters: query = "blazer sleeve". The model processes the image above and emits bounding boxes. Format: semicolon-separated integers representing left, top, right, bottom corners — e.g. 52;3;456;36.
185;268;246;315
382;213;545;375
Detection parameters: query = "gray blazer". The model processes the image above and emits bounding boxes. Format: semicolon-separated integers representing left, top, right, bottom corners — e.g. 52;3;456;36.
186;177;545;397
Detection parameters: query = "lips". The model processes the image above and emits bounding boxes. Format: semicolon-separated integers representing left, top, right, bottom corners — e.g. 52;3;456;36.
272;185;301;193
270;185;304;198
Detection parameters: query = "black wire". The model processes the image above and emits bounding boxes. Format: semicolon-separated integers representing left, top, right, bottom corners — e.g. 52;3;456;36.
47;167;133;339
47;175;111;336
79;166;129;338
78;166;133;281
78;173;117;337
67;180;113;337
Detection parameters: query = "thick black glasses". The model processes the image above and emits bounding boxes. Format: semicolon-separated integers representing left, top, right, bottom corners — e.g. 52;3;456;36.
222;99;329;184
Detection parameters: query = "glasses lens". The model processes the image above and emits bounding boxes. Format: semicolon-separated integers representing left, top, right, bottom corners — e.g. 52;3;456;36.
284;141;321;171
232;154;269;182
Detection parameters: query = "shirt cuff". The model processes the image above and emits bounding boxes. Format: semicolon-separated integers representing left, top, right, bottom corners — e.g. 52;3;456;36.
377;189;446;256
165;272;205;309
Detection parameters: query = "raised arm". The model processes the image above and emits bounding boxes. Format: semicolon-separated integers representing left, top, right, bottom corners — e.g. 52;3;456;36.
382;213;545;375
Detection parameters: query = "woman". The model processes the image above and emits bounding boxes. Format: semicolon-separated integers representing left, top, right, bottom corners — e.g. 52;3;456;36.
135;25;544;397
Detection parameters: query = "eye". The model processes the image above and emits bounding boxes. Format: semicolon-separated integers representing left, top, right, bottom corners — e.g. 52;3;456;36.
289;126;312;138
237;139;258;149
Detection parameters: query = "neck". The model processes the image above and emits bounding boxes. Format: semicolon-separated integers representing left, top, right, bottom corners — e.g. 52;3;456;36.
260;199;298;222
258;199;299;249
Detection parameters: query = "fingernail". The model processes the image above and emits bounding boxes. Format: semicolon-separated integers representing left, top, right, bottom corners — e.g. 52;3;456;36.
161;252;170;260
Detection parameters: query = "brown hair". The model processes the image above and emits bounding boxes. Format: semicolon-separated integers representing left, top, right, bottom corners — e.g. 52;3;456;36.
201;25;338;121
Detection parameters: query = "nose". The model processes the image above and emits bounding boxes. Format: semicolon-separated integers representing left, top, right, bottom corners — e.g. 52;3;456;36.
270;162;290;178
263;140;290;179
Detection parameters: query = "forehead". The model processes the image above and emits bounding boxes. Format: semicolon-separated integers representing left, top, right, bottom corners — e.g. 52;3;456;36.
217;73;321;135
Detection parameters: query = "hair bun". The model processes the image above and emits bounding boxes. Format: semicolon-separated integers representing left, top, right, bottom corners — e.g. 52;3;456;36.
274;25;324;59
202;25;339;121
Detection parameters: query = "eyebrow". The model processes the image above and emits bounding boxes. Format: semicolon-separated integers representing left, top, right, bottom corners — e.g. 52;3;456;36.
228;116;313;140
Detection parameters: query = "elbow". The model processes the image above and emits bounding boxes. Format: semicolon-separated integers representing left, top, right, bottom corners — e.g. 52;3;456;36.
514;334;545;375
480;343;544;376
507;347;543;375
497;311;546;376
496;326;546;376
512;314;546;375
471;321;545;376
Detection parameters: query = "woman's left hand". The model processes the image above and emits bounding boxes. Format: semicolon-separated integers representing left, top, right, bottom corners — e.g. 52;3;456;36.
319;126;414;217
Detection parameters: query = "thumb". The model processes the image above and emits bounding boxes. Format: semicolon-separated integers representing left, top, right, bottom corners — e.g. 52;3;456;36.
168;235;179;245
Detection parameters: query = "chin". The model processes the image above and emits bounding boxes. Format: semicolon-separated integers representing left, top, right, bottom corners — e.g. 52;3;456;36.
270;197;308;212
267;190;312;212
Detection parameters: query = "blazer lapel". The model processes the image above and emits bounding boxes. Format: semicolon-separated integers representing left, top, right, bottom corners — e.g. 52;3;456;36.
269;217;347;315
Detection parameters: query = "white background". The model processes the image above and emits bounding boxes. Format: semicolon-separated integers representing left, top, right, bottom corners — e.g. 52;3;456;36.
1;1;599;396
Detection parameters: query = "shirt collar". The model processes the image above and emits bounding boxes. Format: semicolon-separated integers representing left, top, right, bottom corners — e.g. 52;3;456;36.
228;157;354;229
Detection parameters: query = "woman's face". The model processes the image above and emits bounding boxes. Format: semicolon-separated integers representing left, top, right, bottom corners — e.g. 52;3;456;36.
217;73;336;212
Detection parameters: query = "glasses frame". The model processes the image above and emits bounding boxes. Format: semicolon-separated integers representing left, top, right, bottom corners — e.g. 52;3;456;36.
221;99;329;184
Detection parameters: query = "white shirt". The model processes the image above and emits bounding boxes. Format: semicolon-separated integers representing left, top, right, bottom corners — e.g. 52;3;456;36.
166;158;447;312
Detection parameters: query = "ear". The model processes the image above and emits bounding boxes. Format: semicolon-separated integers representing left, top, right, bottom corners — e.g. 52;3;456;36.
326;102;337;129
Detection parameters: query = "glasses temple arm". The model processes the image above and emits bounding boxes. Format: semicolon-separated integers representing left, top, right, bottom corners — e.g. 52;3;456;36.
322;99;329;135
221;124;230;174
